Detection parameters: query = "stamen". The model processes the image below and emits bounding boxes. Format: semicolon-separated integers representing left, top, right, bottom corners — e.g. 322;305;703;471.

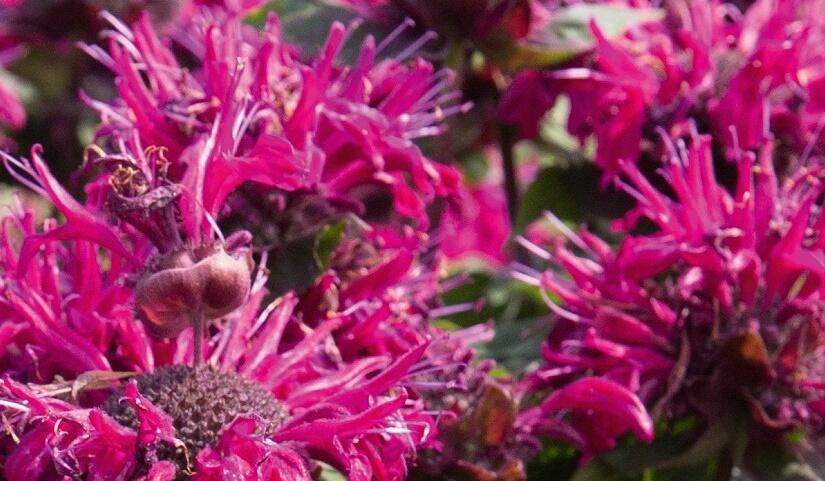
1;153;48;199
516;235;551;260
0;400;31;413
377;18;416;54
427;301;482;319
395;31;438;62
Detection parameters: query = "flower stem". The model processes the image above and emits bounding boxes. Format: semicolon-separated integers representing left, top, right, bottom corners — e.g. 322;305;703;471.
499;125;519;227
192;311;204;366
500;125;529;263
713;448;734;481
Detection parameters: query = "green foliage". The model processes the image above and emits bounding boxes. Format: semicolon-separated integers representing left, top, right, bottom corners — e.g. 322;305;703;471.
266;219;347;296
544;4;663;44
266;233;322;296
483;4;663;71
527;443;579;481
252;0;389;62
563;413;823;481
316;462;347;481
438;269;551;371
477;314;551;372
314;221;346;269
513;161;633;236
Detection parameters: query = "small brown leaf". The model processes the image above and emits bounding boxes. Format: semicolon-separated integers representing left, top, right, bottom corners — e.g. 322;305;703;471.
474;383;518;448
72;371;137;399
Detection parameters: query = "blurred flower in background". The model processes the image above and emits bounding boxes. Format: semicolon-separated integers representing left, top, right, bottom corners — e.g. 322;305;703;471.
0;0;198;185
500;0;825;180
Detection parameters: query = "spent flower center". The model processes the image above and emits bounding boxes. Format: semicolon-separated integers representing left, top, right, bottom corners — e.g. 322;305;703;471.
104;365;287;456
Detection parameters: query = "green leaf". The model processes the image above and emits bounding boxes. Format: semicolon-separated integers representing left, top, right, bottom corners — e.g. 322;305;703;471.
257;0;356;55
548;4;664;41
476;314;551;371
513;160;635;235
514;165;581;232
538;96;582;156
431;317;464;331
257;0;388;62
742;431;825;481
487;4;663;70
651;415;739;471
527;442;580;481
570;458;624;481
316;462;347;481
266;233;321;297
314;221;345;269
460;149;494;186
570;414;748;481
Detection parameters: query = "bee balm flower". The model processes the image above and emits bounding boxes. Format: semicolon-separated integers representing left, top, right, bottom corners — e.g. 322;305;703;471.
515;130;825;459
82;6;466;231
0;156;436;481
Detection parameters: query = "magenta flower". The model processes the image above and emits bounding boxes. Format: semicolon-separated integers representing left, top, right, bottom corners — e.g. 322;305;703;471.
0;146;437;480
515;130;825;457
281;220;543;481
297;231;438;359
438;145;518;268
81;6;464;230
499;5;702;179
0;40;25;133
441;182;510;267
500;0;825;179
0;9;469;466
0;334;431;481
0;5;493;477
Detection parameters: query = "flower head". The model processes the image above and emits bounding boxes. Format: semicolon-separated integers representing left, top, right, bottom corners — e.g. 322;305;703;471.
407;324;541;481
0;2;548;479
500;0;825;180
515;129;825;457
0;167;436;480
0;7;470;472
0;331;432;481
82;7;465;231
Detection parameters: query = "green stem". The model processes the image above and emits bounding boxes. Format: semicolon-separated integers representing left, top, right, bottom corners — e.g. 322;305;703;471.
499;125;519;227
500;124;530;264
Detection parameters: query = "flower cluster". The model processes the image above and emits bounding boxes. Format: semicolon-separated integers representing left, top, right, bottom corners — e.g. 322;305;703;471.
516;129;825;458
82;6;465;232
0;3;491;479
0;133;442;480
500;0;825;180
10;0;825;479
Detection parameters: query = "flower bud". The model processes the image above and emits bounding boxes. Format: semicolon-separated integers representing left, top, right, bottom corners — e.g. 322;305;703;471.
135;245;253;338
